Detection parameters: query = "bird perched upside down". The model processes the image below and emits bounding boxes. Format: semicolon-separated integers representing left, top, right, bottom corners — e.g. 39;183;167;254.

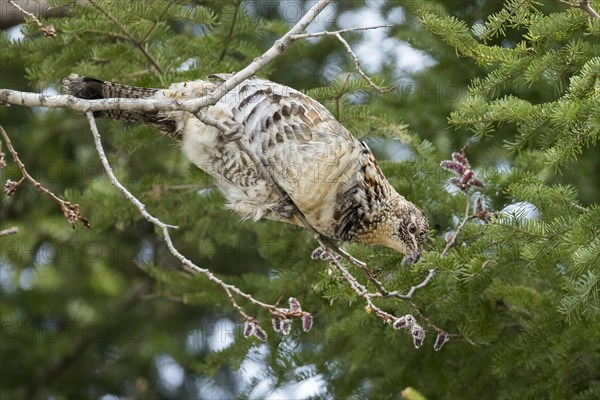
64;74;429;262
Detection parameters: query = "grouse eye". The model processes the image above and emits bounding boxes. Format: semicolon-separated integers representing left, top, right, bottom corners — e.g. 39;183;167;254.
408;223;417;234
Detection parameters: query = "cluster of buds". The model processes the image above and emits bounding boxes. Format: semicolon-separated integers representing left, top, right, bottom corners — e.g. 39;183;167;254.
3;179;20;197
40;25;56;38
392;315;451;350
272;297;314;335
392;314;426;349
243;297;313;342
61;202;91;229
440;146;483;193
243;319;268;341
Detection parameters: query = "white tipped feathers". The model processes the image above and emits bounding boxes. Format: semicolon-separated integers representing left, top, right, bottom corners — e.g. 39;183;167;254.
64;74;428;258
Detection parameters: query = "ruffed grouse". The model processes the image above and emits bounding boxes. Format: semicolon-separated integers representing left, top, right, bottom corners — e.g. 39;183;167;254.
64;74;429;262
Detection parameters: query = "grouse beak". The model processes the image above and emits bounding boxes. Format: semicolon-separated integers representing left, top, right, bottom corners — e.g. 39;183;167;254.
411;250;421;263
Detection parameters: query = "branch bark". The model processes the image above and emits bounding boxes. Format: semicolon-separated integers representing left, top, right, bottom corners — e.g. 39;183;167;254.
557;0;600;19
87;110;311;337
0;0;73;30
7;0;56;37
0;226;19;237
0;0;339;116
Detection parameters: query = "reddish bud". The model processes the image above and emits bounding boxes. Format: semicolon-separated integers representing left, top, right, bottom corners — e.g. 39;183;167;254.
243;321;256;338
272;317;282;333
411;324;426;349
474;196;491;220
253;325;268;341
301;314;313;332
392;314;415;331
434;331;450;351
451;151;468;167
442;148;484;194
475;196;485;214
67;210;77;226
41;25;57;38
281;319;292;335
289;297;301;312
3;179;19;197
440;161;466;175
413;336;424;349
449;177;462;188
461;169;474;185
311;247;326;260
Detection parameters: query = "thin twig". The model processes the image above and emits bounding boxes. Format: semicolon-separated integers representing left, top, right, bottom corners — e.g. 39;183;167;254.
442;194;472;257
557;0;600;19
87;0;164;74
138;0;177;45
7;0;56;37
201;0;335;108
385;268;438;300
320;244;448;333
325;252;396;323
0;226;19;237
87;111;289;322
385;179;474;300
334;31;394;94
0;125;90;229
334;74;351;120
195;112;240;137
218;0;242;62
292;25;395;94
291;24;394;39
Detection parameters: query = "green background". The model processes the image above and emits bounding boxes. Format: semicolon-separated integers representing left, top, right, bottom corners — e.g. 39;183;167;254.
1;1;599;398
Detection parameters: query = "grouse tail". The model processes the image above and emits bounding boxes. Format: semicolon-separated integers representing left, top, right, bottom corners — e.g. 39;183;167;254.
63;74;180;139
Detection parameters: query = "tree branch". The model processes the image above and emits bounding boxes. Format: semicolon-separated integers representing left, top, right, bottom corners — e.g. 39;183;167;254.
0;0;336;116
138;0;177;45
87;0;164;74
87;112;309;338
0;1;394;123
42;0;330;115
442;194;472;257
557;0;600;19
0;226;19;237
218;0;242;62
7;0;56;38
0;0;465;347
292;25;396;94
291;24;394;39
1;125;90;229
